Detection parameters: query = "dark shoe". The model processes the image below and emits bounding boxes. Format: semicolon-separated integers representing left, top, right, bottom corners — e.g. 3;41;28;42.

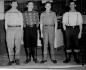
73;52;80;64
33;59;39;63
63;52;71;63
7;61;14;65
15;59;20;65
51;60;57;63
40;60;47;63
24;59;31;64
63;59;71;63
74;59;80;64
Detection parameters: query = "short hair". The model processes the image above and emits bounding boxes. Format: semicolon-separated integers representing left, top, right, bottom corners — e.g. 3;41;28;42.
44;1;52;6
69;1;76;5
10;0;17;4
27;1;34;5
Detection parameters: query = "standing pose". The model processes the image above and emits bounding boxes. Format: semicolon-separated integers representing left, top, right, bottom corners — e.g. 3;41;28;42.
40;2;57;63
23;1;39;63
62;1;83;64
5;1;23;65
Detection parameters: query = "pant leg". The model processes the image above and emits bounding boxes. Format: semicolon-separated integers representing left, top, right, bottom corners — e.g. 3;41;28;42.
24;28;29;58
31;27;37;59
15;27;22;60
48;27;55;60
73;27;80;52
43;27;48;60
6;28;15;61
65;28;73;52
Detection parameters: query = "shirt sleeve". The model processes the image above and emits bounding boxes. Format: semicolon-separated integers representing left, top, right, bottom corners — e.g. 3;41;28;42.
18;12;23;29
62;12;68;25
23;12;27;27
5;12;9;30
78;12;83;25
40;13;43;24
53;12;57;23
35;12;39;25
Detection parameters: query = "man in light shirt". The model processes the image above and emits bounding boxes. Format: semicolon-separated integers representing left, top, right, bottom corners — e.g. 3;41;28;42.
62;1;83;64
40;2;57;63
5;1;23;65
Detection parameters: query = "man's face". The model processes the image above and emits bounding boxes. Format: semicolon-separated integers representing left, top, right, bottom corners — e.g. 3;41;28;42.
45;3;51;11
27;2;34;10
11;2;18;8
70;2;76;10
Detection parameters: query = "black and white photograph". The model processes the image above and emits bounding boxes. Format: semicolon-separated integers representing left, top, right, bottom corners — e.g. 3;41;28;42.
0;0;86;69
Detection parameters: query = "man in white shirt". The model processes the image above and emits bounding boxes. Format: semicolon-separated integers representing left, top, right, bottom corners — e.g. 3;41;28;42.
5;1;23;65
62;1;83;64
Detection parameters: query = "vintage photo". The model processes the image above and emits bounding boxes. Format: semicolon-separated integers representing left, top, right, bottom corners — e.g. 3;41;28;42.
0;0;86;69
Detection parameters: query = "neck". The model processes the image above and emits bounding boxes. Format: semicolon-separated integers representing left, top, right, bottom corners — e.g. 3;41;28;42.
70;9;76;12
28;9;33;11
46;10;51;13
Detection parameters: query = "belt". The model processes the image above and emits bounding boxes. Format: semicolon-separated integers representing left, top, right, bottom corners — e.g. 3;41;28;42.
44;25;55;27
8;25;21;27
66;25;79;28
26;24;36;27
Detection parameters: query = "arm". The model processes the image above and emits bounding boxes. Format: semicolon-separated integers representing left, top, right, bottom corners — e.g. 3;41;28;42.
5;13;8;31
62;13;67;30
54;13;58;32
36;12;39;28
40;13;43;38
78;13;83;39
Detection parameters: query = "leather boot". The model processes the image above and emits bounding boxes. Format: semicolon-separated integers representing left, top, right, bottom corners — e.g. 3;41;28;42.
74;52;80;64
63;53;71;63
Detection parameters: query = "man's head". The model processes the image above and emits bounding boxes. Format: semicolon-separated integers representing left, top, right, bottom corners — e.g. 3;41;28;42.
27;1;34;11
69;1;76;10
45;2;52;11
11;1;18;8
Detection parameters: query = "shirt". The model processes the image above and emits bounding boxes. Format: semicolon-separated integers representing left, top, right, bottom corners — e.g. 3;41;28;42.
5;9;23;30
62;12;83;26
23;11;39;26
40;11;57;25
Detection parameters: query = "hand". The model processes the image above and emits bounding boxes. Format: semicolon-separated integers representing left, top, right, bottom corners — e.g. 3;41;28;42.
78;32;82;39
63;27;66;30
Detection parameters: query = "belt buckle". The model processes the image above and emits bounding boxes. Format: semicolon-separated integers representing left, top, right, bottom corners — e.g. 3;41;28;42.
73;26;75;28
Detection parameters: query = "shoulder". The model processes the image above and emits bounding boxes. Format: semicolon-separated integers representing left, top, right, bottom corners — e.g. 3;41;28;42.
76;12;82;15
63;12;69;17
41;12;45;16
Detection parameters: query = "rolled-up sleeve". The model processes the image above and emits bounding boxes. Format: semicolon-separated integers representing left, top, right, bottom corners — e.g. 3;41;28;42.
62;13;68;25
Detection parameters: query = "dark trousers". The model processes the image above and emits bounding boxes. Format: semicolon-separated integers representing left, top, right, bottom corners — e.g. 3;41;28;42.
65;26;80;51
0;20;6;55
24;25;37;60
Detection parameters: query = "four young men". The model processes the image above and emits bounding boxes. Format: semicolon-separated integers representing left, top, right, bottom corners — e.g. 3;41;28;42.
4;1;83;65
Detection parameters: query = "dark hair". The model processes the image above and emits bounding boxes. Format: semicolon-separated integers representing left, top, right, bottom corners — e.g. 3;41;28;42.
69;0;76;6
10;0;18;4
27;1;34;4
44;1;52;6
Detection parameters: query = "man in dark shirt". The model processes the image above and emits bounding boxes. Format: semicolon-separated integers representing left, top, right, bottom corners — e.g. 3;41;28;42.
23;1;39;63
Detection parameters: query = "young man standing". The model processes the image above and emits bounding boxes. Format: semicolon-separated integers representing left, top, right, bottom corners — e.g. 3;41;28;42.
40;2;57;63
62;1;83;64
5;1;23;65
23;1;39;63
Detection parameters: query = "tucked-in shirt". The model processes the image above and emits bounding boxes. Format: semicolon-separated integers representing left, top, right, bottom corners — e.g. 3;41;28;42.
62;12;83;26
5;9;23;30
23;11;39;26
40;11;57;25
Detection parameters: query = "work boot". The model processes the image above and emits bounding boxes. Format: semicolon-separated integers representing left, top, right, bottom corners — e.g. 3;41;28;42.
63;53;71;63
